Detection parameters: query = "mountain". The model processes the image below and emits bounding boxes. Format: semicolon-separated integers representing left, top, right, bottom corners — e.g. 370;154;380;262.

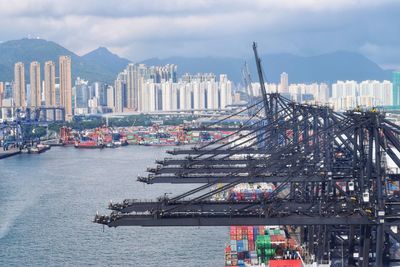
81;47;130;75
0;38;393;85
0;38;131;83
141;52;393;84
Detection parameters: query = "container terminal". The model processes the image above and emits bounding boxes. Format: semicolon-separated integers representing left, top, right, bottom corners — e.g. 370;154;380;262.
1;112;236;152
94;43;400;266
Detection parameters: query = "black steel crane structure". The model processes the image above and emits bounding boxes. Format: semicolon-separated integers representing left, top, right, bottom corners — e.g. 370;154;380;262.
95;43;400;266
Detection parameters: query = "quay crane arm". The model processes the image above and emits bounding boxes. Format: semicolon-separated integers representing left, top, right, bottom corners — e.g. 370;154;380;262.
252;42;269;117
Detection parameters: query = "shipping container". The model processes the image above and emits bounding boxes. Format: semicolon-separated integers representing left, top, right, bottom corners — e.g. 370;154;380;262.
269;259;302;267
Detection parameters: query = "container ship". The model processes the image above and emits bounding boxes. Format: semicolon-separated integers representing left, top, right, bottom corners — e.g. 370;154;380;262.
221;184;303;267
222;183;326;267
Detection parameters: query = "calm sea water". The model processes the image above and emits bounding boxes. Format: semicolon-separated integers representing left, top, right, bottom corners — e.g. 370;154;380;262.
0;146;227;266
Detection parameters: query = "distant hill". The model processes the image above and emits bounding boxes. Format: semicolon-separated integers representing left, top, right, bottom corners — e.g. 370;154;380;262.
0;38;131;83
141;52;393;84
81;47;130;76
0;38;393;85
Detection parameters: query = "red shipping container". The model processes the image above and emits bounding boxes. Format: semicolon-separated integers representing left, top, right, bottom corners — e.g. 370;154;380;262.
249;242;255;251
230;226;237;235
247;226;254;235
242;227;247;234
269;259;302;267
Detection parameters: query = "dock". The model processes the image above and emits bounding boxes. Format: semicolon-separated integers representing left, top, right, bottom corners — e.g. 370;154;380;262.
0;148;21;159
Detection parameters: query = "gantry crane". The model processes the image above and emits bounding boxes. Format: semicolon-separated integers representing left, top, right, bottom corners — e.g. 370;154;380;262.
95;43;400;266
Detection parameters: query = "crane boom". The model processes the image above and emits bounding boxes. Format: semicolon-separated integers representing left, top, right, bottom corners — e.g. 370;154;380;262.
252;42;269;115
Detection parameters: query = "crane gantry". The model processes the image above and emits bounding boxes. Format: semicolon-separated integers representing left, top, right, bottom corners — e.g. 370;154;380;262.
95;43;400;266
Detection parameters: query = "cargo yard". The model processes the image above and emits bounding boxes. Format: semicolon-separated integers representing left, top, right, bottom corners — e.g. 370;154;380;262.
1;122;236;153
65;125;234;148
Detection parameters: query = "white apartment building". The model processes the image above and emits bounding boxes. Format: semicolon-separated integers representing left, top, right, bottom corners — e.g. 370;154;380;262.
331;80;393;111
136;73;232;113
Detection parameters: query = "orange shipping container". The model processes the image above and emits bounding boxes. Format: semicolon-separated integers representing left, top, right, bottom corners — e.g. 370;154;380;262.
259;226;265;235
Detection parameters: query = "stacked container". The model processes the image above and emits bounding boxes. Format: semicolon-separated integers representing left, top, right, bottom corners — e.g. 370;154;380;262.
225;226;302;267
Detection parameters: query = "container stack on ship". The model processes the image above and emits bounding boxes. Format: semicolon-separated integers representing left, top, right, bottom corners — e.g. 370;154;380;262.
226;225;303;267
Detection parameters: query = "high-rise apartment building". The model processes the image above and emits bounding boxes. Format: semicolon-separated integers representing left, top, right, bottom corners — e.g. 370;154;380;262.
125;63;178;111
179;82;191;110
393;71;400;106
114;71;126;113
74;79;90;109
106;85;115;110
140;80;159;112
59;56;72;120
220;74;233;109
29;61;41;107
161;80;173;111
207;81;218;109
114;64;231;113
93;82;108;106
279;72;289;93
126;64;136;110
14;62;26;108
44;61;56;107
331;80;392;110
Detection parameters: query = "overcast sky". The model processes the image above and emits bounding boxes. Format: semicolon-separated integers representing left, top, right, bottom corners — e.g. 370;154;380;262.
0;0;399;69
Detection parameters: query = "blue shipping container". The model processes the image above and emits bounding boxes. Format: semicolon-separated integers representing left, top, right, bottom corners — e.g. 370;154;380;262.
237;240;244;252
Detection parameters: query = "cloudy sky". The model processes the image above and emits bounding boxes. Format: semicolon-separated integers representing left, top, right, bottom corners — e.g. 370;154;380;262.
0;0;399;68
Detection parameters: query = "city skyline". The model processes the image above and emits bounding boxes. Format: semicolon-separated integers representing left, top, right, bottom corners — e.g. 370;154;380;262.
3;57;398;114
0;1;399;69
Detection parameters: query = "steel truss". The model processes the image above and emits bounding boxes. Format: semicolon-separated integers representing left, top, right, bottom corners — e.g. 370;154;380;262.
1;107;65;148
95;44;400;266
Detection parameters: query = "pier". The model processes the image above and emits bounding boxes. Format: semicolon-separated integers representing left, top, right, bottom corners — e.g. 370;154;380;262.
0;148;21;159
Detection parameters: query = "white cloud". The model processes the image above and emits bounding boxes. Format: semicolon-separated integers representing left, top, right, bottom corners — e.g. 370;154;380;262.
0;0;398;67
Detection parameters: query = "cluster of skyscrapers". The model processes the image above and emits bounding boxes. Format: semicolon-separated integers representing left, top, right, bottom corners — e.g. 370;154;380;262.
108;64;233;113
0;59;233;120
250;72;400;112
0;56;72;120
73;78;109;115
1;60;399;119
330;80;393;111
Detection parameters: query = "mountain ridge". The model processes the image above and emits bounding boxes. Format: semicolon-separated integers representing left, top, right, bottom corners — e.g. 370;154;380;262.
0;38;131;83
140;52;392;84
0;38;394;85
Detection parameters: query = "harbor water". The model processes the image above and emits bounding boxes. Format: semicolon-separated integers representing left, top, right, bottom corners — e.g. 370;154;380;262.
0;146;227;266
